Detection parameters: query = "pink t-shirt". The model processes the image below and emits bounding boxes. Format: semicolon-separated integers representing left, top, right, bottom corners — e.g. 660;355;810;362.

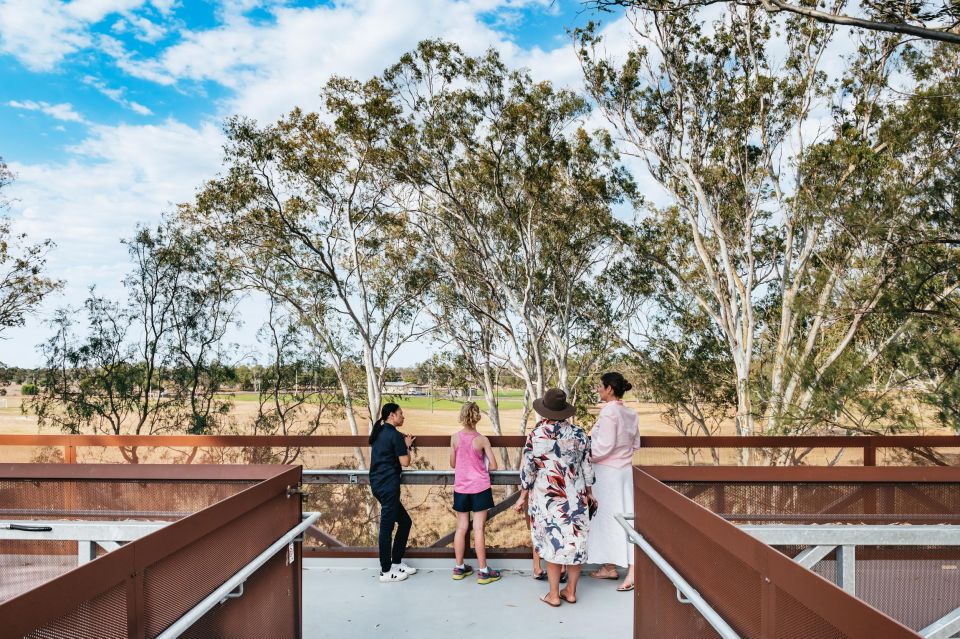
591;400;641;468
454;430;491;494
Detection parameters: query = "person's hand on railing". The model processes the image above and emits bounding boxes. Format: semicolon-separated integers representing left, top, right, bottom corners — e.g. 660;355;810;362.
513;489;528;513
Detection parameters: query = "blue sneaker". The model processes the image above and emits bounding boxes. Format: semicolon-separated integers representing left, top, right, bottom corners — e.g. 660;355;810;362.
477;567;502;585
452;564;474;580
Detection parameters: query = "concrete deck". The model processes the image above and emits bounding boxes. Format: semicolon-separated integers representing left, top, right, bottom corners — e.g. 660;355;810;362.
302;559;633;639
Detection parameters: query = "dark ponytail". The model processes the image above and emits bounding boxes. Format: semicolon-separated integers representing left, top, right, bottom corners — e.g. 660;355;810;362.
600;372;633;399
369;402;401;445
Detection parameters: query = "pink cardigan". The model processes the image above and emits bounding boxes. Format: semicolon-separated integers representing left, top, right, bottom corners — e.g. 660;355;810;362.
590;401;641;468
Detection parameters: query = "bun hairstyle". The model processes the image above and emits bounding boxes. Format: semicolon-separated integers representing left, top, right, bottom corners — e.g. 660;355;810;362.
459;402;481;430
369;402;401;445
600;372;633;399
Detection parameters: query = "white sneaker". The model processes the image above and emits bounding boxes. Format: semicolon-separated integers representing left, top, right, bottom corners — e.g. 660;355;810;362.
379;568;409;583
393;562;417;576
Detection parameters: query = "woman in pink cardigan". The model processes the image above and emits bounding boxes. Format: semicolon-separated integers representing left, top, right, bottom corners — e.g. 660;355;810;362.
586;372;641;591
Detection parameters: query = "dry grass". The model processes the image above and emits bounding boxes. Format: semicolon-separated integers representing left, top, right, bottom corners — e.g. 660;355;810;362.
2;386;955;549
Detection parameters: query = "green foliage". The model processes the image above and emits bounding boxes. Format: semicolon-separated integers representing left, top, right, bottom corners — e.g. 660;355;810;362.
385;41;635;424
27;217;239;448
578;7;960;442
587;0;960;44
0;158;63;342
20;383;36;396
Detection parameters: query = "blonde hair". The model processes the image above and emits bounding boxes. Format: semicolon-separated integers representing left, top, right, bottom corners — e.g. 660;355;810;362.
458;402;481;430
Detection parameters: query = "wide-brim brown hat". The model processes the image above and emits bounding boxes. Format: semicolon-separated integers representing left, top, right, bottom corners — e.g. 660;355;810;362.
533;388;575;420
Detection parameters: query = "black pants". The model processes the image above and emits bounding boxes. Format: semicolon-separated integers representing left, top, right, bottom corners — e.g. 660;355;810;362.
374;490;411;573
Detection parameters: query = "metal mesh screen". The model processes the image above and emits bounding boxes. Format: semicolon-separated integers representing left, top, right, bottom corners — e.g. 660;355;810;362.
1;466;302;639
0;479;254;520
636;484;765;638
0;540;76;603
22;583;127;639
0;478;256;604
770;545;960;631
669;481;960;524
182;544;298;638
633;470;927;639
141;492;297;637
771;589;848;639
667;478;960;633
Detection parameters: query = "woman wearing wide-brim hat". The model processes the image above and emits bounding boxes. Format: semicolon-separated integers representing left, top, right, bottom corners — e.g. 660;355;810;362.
514;388;596;607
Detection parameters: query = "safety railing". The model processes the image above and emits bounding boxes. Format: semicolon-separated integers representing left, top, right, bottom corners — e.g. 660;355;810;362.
615;512;740;638
0;433;957;466
0;434;955;561
156;512;319;639
0;463;306;638
627;466;960;638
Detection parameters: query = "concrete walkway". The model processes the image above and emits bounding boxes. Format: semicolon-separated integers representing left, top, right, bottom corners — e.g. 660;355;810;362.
302;559;633;639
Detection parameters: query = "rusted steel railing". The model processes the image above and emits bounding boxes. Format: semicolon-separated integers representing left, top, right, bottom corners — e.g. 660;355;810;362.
628;466;960;638
0;433;956;466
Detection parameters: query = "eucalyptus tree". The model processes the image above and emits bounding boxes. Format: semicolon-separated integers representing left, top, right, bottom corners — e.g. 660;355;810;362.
29;219;239;460
0;158;62;344
187;77;431;448
242;297;344;464
386;41;634;429
588;0;960;44
578;8;959;440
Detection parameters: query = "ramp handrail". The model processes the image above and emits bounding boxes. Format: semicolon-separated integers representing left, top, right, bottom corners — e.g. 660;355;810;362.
614;512;741;639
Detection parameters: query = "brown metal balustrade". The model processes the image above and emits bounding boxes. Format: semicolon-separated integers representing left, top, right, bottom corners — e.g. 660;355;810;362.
628;466;960;638
0;434;956;562
0;464;305;638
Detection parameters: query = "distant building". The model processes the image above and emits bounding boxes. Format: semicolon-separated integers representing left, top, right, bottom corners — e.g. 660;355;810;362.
382;381;431;396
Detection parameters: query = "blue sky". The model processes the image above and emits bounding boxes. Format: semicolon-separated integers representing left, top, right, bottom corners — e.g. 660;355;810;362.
0;0;634;367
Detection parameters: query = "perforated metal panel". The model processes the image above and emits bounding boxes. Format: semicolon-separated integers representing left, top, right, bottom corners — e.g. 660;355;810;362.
632;468;942;639
0;465;303;639
23;583;126;639
142;493;297;637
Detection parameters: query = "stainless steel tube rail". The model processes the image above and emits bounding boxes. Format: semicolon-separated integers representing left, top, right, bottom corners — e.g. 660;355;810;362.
157;512;321;639
302;469;521;485
615;512;741;639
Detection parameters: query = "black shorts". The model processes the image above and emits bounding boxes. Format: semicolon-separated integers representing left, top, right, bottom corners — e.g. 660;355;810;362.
453;488;494;513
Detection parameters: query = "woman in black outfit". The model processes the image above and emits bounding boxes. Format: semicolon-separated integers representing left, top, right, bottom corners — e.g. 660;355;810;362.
369;403;417;582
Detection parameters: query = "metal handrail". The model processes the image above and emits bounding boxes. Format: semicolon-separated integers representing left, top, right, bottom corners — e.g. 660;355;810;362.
614;512;741;639
156;511;321;639
302;469;520;485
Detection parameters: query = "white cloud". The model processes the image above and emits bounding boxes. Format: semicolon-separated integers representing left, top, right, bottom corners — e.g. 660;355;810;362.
150;0;178;15
112;12;168;42
106;0;596;123
0;1;91;71
9;119;223;254
128;101;153;115
82;76;154;116
65;0;147;22
7;100;89;123
0;0;150;70
3;118;226;361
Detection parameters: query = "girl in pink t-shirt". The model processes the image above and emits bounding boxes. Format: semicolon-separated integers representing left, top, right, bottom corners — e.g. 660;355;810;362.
449;402;501;584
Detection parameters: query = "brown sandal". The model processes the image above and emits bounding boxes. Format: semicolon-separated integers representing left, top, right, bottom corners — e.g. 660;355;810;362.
590;569;618;580
559;589;577;604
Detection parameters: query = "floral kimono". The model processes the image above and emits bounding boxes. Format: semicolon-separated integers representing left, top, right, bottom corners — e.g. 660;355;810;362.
520;418;595;565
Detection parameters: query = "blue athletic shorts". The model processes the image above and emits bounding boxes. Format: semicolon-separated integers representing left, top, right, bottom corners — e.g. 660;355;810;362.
453;488;494;512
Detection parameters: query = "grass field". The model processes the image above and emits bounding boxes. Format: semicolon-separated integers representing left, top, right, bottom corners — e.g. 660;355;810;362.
225;392;527;412
388;396;526;411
